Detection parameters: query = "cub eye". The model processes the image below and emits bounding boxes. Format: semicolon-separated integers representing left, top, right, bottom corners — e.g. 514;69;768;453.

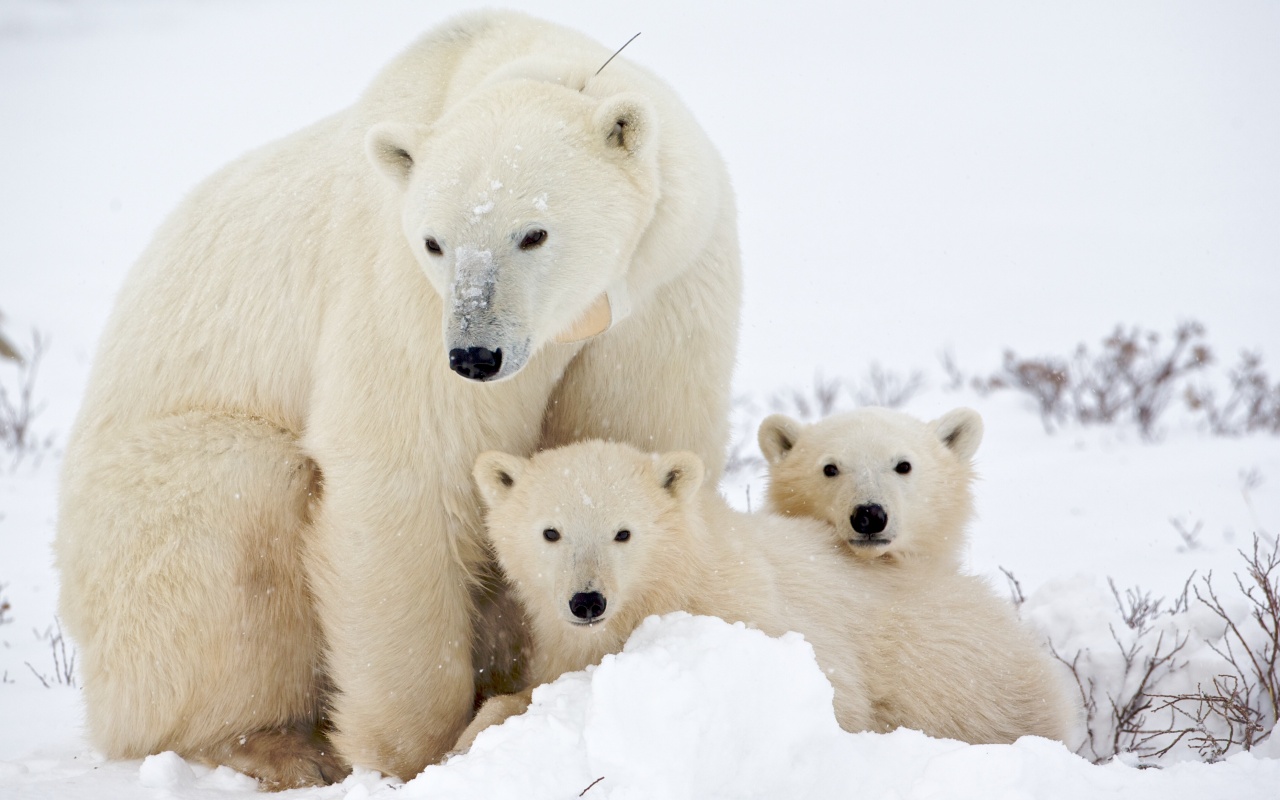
895;461;912;475
823;464;839;478
543;528;561;542
614;530;631;542
519;228;547;250
424;237;443;255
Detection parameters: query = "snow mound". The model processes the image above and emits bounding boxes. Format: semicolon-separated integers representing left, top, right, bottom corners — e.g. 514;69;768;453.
407;612;844;800
137;751;257;792
401;613;1280;800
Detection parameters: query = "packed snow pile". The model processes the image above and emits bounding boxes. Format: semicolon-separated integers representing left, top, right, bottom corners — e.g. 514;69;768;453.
331;612;1278;800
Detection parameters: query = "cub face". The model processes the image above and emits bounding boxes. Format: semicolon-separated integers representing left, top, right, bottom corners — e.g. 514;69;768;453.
367;81;661;382
472;441;703;635
758;407;983;566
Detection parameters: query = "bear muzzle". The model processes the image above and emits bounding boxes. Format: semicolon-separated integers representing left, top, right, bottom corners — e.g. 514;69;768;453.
449;346;503;381
444;333;531;381
849;503;891;546
568;591;608;624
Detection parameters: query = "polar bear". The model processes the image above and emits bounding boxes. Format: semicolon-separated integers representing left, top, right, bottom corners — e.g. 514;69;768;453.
454;441;874;751
55;10;740;788
758;407;1080;743
758;407;984;570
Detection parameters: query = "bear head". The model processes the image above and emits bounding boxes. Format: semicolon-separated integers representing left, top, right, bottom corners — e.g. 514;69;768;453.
757;407;983;568
473;441;703;640
367;80;661;382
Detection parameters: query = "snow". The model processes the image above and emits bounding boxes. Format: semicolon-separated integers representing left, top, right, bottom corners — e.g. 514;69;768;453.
450;246;496;329
404;612;1280;800
1;0;1278;798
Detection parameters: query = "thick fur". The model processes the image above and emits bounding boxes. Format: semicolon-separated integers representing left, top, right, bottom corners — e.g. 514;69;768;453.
55;10;739;787
759;406;984;569
454;441;874;751
759;407;1080;743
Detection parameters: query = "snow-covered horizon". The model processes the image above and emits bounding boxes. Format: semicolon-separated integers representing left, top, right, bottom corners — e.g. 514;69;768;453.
2;1;1278;797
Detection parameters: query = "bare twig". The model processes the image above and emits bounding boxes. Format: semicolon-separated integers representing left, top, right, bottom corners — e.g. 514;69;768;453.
25;619;76;688
938;349;965;392
24;661;50;689
1171;517;1204;552
1195;536;1280;726
770;374;845;421
999;567;1025;608
854;363;924;409
0;328;51;463
1145;675;1269;760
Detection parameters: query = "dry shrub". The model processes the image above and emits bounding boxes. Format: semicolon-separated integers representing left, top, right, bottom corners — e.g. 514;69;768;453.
1185;351;1280;436
1051;577;1192;763
854;363;924;408
0;325;51;463
1048;534;1279;764
977;321;1212;438
25;620;76;689
769;373;845;421
1194;537;1280;732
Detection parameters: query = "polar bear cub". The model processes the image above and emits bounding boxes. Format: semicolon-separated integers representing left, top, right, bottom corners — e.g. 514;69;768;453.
758;406;984;570
758;406;1080;743
454;440;874;751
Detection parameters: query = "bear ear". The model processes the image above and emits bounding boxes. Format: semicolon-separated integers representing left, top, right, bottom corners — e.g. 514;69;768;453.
757;414;803;466
365;122;426;187
932;408;984;461
654;451;704;504
593;92;656;159
473;451;527;507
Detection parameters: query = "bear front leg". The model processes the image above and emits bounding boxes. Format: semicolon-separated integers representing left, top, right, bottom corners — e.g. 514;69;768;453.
449;689;534;756
56;411;331;789
306;463;478;781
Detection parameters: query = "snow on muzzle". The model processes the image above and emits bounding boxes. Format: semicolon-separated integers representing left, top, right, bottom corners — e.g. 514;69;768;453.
445;247;531;382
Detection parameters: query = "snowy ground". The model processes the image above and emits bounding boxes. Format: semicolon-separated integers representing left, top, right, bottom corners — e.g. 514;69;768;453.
1;1;1278;798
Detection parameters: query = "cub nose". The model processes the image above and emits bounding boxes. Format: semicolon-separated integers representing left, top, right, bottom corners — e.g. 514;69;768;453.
850;503;888;536
569;591;607;621
449;347;503;381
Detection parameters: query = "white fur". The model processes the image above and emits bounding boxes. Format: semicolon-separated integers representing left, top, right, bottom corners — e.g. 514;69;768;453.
55;10;739;787
759;407;1080;743
759;406;984;568
456;440;883;751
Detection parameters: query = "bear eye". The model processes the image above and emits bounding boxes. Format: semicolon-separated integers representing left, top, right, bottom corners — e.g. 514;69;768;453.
519;229;547;250
424;237;443;256
614;529;631;542
823;464;839;478
895;461;912;475
543;528;561;542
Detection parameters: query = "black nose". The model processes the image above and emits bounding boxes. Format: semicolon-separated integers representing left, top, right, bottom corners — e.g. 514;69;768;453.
569;591;607;621
449;347;502;381
850;503;888;536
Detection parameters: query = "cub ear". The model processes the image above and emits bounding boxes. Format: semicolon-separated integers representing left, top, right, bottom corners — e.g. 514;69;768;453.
932;408;984;461
654;451;704;504
365;122;426;187
473;451;527;508
757;414;803;466
593;92;656;159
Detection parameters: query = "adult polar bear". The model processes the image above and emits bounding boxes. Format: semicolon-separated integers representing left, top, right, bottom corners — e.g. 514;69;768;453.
55;10;740;789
